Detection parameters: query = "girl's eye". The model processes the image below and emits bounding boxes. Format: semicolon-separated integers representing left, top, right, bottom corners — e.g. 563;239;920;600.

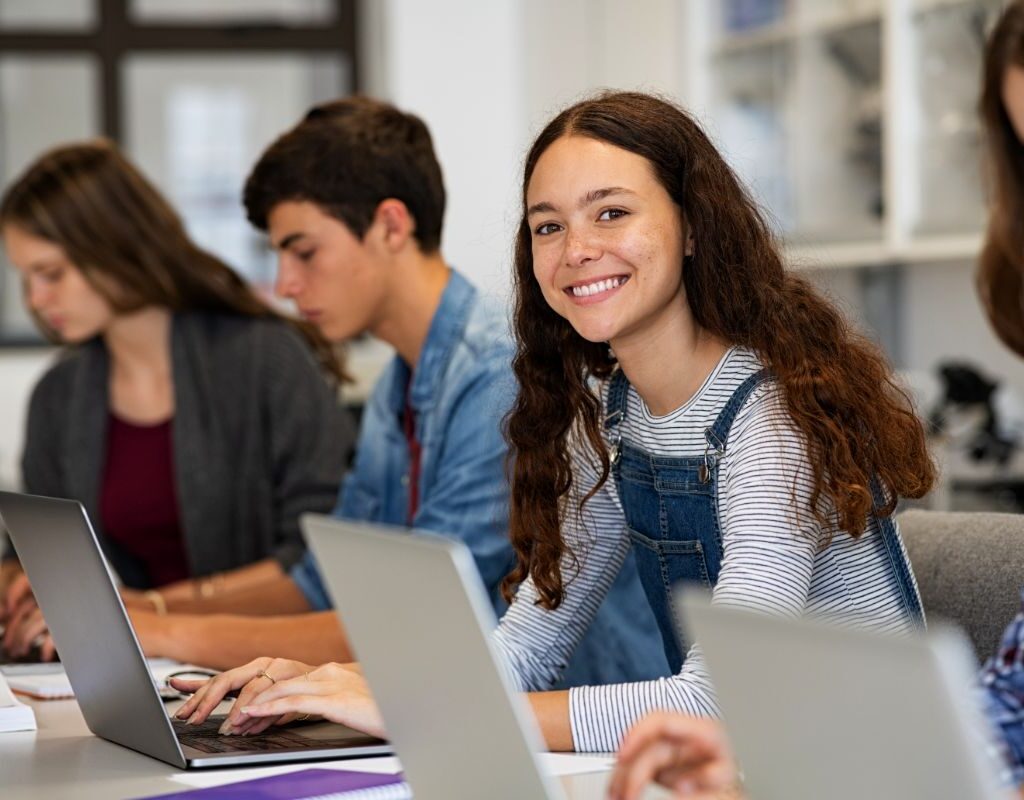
41;269;64;284
598;208;628;222
296;250;316;263
534;222;562;236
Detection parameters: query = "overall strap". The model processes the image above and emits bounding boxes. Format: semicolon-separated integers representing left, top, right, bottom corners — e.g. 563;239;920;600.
603;369;630;431
704;369;772;454
870;478;926;627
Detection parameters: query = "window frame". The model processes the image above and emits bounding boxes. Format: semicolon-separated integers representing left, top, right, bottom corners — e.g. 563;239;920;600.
0;0;358;346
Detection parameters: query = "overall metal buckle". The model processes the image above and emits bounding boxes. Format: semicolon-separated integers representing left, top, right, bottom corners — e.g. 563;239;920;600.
605;408;624;466
699;437;720;484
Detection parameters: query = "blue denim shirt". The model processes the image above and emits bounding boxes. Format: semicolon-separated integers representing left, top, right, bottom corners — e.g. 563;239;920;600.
292;269;669;687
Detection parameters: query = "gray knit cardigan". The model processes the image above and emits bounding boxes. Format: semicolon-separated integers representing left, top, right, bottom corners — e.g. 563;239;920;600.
7;312;353;588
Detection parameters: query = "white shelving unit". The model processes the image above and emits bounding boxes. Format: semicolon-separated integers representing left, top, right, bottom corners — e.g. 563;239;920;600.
683;0;1004;271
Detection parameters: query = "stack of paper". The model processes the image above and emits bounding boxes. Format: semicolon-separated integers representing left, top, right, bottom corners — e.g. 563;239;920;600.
0;670;36;732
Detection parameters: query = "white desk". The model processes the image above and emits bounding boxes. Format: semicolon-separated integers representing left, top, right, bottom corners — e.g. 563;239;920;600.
5;697;198;800
2;696;627;800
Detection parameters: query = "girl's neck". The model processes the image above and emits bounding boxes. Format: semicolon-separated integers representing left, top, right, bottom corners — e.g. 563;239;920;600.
612;308;730;417
103;306;173;380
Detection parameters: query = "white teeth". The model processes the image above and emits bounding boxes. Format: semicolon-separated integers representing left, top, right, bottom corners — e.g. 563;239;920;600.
571;277;625;297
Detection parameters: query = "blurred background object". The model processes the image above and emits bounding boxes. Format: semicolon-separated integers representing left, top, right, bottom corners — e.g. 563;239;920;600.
0;0;1021;517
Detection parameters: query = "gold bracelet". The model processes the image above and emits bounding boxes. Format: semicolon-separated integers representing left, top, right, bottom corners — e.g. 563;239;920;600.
143;589;167;616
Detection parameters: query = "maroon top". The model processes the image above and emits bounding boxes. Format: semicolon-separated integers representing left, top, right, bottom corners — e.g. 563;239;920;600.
402;380;422;526
99;413;190;587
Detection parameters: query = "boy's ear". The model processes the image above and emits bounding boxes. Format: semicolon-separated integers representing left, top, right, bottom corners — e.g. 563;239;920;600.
371;199;416;252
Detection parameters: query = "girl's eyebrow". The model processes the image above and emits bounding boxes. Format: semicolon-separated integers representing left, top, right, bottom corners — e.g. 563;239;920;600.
527;186;634;217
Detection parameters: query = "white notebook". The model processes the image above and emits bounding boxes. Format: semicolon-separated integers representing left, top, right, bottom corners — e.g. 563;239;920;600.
0;670;36;732
3;669;74;700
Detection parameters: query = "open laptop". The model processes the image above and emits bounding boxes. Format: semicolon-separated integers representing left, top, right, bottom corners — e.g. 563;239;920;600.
0;492;391;768
678;588;1008;800
303;514;613;800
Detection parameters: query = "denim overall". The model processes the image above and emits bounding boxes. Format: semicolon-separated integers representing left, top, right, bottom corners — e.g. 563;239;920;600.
604;368;924;672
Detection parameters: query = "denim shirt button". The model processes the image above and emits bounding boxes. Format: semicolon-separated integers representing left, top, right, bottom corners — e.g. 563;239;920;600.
400;474;410;486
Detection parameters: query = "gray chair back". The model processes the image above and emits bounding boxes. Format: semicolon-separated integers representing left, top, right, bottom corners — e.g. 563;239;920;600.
898;509;1024;662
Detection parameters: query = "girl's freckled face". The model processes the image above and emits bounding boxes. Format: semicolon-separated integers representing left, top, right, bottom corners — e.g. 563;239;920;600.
526;135;689;347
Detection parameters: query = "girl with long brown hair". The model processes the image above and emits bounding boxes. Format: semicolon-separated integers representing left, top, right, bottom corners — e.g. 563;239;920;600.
484;90;935;752
0;140;352;659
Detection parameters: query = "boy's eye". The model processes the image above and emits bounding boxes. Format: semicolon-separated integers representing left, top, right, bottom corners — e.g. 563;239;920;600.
534;222;562;236
296;250;316;262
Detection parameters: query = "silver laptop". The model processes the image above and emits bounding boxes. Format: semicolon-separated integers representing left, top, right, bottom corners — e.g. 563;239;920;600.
0;492;390;768
303;514;609;800
679;588;1007;800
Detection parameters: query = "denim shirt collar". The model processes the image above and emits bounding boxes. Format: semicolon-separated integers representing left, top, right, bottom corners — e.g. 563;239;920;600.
384;269;477;414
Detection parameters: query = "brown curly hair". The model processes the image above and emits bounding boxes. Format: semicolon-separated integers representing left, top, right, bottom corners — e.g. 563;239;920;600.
503;92;936;610
979;1;1024;357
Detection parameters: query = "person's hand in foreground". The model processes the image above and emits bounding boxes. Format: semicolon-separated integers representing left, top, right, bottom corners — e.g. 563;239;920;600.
608;712;744;800
0;571;56;660
171;658;384;739
0;568;30;621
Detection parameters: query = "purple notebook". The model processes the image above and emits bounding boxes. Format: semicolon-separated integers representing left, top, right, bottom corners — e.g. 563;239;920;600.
139;768;410;800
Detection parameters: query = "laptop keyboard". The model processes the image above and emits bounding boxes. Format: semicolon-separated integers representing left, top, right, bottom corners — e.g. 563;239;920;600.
172;716;365;754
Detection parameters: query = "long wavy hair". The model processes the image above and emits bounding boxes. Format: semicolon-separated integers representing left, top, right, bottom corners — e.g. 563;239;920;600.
0;139;343;381
503;92;935;609
979;1;1024;357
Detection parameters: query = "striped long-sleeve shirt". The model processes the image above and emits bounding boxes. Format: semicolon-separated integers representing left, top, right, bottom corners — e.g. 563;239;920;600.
492;347;920;752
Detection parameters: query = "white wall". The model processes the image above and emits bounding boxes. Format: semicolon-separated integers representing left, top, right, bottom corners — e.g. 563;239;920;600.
903;260;1024;403
0;349;56;490
361;0;528;300
522;0;685;129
